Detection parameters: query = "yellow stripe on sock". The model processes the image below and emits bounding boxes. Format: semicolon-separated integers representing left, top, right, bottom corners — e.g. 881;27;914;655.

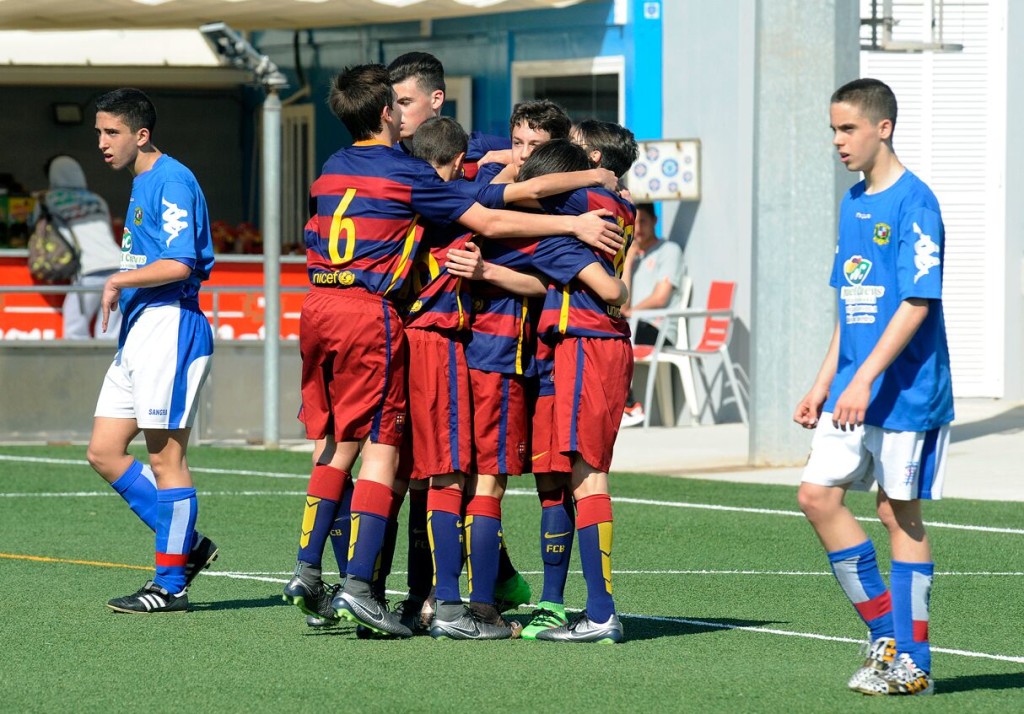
465;515;474;595
299;496;321;549
599;521;614;595
427;512;438;587
347;513;361;564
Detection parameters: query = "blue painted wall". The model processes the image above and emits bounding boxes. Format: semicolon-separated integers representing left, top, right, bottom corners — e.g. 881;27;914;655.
252;1;657;168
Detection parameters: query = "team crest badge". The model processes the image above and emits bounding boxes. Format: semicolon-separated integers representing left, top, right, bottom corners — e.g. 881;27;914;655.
843;255;872;285
133;207;143;226
339;271;355;286
395;413;406;435
873;222;891;245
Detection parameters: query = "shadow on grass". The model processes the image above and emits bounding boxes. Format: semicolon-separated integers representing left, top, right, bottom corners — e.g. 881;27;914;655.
937;671;1024;694
190;595;288;612
619;614;779;642
502;612;779;642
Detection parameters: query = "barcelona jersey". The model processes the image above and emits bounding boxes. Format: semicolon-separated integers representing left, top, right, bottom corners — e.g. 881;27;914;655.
404;181;506;332
304;141;476;298
532;187;635;340
464;231;540;376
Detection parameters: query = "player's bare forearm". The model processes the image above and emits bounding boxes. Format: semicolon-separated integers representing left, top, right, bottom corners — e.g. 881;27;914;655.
459;205;622;254
832;299;930;430
577;263;628;306
477;149;512;168
482;263;547;297
503;168;618;204
109;258;193;290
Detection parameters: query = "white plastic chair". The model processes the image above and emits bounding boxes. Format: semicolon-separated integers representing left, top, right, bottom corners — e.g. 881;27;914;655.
630;280;748;427
629;274;698;427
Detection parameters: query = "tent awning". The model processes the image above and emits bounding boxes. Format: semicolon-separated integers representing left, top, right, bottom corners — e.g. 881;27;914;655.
0;0;584;31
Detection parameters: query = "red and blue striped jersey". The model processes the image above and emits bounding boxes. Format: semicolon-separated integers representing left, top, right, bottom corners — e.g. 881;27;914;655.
404;181;507;332
304;141;476;298
465;232;540;375
532;187;635;340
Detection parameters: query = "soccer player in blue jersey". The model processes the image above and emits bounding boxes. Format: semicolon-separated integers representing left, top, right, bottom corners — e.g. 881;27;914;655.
284;64;623;637
86;88;218;614
794;78;953;696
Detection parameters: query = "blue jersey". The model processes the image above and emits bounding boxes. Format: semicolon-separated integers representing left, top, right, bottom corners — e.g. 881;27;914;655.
825;169;954;431
118;155;214;344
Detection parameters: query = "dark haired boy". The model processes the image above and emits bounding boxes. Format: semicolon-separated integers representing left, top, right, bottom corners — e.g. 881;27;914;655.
794;78;952;696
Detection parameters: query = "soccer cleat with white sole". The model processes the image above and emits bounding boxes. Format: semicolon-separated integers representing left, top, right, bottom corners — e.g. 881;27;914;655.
282;563;340;624
847;636;896;690
856;653;934;696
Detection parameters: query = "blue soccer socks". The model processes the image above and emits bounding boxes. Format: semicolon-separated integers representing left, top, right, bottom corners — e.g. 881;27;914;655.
576;494;615;623
297;465;348;569
891;560;934;673
327;475;354;575
371;492;403;597
538;486;575;605
154;487;197;594
346;479;394;583
110;460;159;531
828;540;895;641
465;495;502;606
427;485;464;603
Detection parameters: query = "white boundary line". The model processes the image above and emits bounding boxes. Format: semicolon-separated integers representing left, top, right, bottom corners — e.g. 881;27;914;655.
198;570;1024;664
2;454;1022;535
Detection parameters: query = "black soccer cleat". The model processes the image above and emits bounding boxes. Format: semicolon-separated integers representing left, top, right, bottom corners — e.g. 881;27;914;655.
107;580;188;614
429;602;514;640
283;564;341;623
333;580;412;638
184;535;219;588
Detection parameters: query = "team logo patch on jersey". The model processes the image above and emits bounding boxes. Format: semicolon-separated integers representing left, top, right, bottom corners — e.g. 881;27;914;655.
395;413;406;435
339;271;355;286
912;222;940;283
873;222;891;245
473;298;485;313
133;206;143;226
843;256;872;285
121;228;132;251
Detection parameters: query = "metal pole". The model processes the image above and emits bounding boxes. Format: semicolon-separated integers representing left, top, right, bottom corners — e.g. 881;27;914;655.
262;88;282;448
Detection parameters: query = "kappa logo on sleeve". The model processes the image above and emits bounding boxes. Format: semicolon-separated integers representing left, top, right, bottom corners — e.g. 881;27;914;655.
912;222;940;283
161;198;190;247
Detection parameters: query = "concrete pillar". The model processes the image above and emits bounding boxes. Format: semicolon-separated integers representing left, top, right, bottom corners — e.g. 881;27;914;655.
748;0;860;464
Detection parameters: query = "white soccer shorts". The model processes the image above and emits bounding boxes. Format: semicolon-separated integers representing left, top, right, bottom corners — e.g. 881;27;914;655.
95;303;214;430
801;412;949;501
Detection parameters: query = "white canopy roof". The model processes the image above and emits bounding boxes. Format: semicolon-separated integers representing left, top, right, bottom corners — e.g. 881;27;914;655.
0;0;584;30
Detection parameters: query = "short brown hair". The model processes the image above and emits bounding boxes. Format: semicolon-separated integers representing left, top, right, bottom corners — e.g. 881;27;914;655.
328;64;394;141
412;117;468;167
831;78;897;130
508;99;571;140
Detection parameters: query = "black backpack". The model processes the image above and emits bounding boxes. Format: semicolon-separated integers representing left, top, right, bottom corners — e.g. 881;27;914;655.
27;198;81;284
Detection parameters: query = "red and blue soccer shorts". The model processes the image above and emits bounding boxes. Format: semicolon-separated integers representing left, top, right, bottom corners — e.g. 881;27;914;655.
299;287;407;446
470;368;529;476
402;327;473;480
553;336;633;473
530;393;572;474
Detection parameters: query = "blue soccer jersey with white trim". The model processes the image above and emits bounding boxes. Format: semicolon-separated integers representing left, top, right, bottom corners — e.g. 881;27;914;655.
825;169;954;431
117;154;214;343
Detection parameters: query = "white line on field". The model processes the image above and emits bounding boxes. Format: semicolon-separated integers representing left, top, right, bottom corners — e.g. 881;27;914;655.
2;455;1022;535
205;569;1024;578
0;491;307;498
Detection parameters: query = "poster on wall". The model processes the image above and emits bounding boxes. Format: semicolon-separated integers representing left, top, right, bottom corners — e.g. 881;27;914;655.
626;139;701;202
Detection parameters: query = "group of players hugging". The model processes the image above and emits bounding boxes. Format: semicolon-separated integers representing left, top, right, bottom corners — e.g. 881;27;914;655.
278;52;639;643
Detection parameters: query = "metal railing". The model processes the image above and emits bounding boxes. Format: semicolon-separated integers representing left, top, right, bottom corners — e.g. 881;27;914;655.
0;284;309;338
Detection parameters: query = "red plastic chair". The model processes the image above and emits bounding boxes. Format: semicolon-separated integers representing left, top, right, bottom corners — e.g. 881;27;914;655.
632;280;748;426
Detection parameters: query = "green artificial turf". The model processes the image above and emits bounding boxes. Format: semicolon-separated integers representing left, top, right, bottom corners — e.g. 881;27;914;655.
1;445;1022;712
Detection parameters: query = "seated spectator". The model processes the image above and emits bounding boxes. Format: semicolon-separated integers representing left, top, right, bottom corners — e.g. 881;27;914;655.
620;203;685;426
